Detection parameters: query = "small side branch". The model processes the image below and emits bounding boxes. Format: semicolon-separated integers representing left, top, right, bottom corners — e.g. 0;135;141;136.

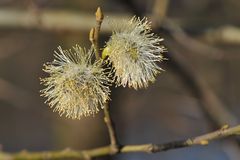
94;7;104;58
1;125;240;160
89;7;104;60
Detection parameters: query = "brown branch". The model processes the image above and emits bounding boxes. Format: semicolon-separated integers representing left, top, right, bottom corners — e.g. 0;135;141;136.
89;27;99;59
93;7;104;58
89;7;120;154
150;0;169;26
89;7;104;60
103;103;120;154
1;125;240;160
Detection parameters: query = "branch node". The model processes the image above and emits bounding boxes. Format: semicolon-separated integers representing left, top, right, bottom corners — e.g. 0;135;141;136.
109;144;120;155
147;144;160;153
221;124;230;130
82;151;92;160
199;140;209;145
186;139;193;145
89;7;104;60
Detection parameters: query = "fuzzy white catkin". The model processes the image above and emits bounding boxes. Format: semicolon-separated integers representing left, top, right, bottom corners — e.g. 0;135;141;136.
40;45;111;119
104;16;166;89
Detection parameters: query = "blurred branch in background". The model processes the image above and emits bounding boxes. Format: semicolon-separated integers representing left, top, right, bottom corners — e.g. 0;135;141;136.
161;18;239;127
149;0;239;128
165;42;239;127
1;6;240;53
203;25;240;45
162;19;240;60
1;124;240;160
150;0;169;26
149;1;240;159
0;8;129;32
1;7;240;57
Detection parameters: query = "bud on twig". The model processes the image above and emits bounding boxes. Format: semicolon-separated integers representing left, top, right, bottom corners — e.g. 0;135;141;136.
95;7;104;22
89;27;95;43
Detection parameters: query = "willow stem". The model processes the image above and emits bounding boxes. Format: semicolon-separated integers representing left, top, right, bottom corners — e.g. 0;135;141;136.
103;103;120;154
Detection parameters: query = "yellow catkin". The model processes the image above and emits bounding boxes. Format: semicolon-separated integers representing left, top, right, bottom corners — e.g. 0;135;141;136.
40;45;111;119
104;16;166;89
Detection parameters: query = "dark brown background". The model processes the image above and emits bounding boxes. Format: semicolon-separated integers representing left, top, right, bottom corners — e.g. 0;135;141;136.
0;0;240;160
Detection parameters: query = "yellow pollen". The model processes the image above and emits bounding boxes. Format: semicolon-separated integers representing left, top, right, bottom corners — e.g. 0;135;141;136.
128;48;138;61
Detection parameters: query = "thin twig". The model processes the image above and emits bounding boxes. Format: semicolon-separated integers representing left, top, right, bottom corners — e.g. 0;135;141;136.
89;7;120;154
89;7;104;60
1;125;240;160
103;103;120;154
94;7;104;58
89;27;99;59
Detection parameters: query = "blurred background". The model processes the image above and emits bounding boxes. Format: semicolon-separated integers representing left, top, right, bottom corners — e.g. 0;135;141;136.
0;0;240;160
